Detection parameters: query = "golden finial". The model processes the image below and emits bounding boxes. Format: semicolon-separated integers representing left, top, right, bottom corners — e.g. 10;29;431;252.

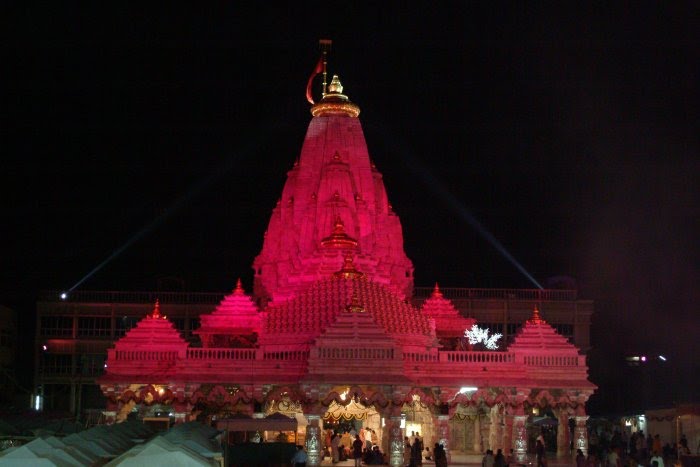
432;283;443;298
334;254;365;279
234;278;244;294
345;289;366;313
328;75;343;94
528;305;546;324
151;299;161;319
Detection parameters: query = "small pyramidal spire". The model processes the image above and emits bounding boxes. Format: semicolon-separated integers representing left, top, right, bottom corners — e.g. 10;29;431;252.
528;305;546;325
432;282;443;298
345;289;365;313
321;215;359;249
334;254;365;279
234;278;244;295
151;299;161;319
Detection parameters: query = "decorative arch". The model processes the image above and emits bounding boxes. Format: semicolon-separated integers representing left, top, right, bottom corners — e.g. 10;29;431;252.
405;387;436;406
266;385;306;405
118;389;136;403
138;385;160;404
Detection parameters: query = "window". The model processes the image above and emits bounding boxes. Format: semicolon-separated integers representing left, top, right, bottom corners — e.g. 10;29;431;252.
77;354;106;376
553;323;574;338
77;317;111;338
40;316;73;337
115;316;140;337
41;354;72;376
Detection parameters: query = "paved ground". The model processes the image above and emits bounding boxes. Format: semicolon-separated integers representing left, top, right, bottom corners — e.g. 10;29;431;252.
319;453;574;466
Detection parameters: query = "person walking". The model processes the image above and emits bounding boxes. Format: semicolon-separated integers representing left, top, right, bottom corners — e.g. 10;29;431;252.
331;432;340;464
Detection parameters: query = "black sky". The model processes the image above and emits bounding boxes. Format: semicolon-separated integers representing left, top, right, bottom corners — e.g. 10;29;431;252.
4;3;699;413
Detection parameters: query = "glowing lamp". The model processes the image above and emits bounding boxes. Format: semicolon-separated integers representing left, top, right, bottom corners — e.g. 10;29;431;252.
658;355;666;361
42;345;47;351
640;356;647;362
459;386;478;394
60;292;67;300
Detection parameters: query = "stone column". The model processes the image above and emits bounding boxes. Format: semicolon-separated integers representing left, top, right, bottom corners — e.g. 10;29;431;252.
388;415;405;467
305;414;322;467
556;409;571;457
512;404;528;462
473;413;482;452
490;404;503;453
437;414;451;463
574;406;589;456
503;408;513;457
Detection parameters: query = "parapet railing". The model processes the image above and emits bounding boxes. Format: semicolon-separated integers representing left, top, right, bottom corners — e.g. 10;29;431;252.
522;355;582;367
317;348;396;360
113;350;179;361
187;348;257;360
439;351;516;364
413;287;577;301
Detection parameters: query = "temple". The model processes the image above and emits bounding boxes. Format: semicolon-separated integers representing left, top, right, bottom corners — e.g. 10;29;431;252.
89;50;596;466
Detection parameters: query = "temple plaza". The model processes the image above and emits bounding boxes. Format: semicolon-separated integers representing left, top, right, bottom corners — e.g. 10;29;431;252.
33;54;596;466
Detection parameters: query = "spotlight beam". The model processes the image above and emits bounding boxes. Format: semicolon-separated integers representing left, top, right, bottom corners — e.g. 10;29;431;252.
66;137;264;293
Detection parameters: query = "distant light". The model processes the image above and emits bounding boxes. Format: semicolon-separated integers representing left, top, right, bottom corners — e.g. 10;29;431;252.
42;345;47;351
459;386;478;394
60;292;68;300
104;363;108;368
640;356;647;362
658;355;666;361
34;395;42;411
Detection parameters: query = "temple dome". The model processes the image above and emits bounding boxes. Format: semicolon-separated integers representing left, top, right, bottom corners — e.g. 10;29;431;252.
113;300;188;352
421;283;476;338
195;279;260;347
509;306;580;354
259;275;433;351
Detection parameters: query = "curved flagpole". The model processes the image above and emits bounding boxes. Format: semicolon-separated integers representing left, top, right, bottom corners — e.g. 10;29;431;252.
306;39;332;104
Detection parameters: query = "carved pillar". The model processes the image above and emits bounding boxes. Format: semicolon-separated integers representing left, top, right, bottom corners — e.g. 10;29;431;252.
490;404;503;453
473;412;482;452
437;414;451;463
305;414;322;467
503;407;513;456
556;408;571;457
388;415;405;467
512;404;528;462
574;406;589;456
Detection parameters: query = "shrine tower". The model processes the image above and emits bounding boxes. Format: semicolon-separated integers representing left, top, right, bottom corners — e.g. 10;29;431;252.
253;69;414;305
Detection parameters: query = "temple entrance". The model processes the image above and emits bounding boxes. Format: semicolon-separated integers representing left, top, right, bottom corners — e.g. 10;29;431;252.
322;399;383;459
450;404;482;453
403;396;435;449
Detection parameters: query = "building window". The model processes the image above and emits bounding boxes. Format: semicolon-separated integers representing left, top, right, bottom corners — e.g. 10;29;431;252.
77;354;106;377
40;317;73;337
77;317;111;338
115;316;140;337
553;323;574;338
41;354;73;376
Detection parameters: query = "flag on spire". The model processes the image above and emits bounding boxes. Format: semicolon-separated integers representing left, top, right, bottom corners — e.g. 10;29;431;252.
306;55;324;104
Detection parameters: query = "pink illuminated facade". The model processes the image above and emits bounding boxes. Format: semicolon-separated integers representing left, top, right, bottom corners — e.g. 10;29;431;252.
96;68;595;466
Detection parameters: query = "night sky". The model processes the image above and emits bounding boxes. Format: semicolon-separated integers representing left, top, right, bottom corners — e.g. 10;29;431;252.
4;4;699;413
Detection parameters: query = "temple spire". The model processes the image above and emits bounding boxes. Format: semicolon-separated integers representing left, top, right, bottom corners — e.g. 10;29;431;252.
234;278;244;295
432;282;442;298
528;305;546;324
150;299;161;319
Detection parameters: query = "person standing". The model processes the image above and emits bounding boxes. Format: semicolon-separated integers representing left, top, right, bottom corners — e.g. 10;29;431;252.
434;443;448;467
331;432;340;464
353;434;364;467
291;444;308;467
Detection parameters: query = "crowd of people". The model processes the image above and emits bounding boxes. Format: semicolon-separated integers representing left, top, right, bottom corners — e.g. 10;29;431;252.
579;428;693;467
